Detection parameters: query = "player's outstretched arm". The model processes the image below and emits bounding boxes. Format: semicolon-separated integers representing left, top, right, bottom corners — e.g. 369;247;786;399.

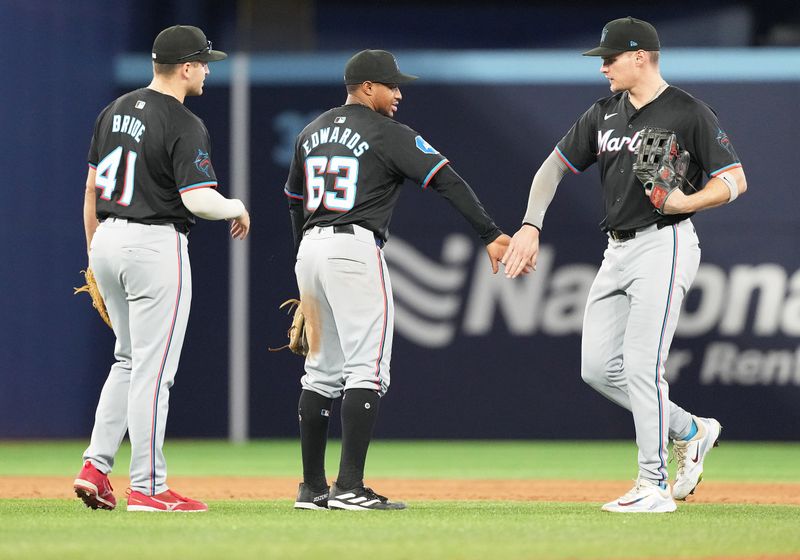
502;150;568;279
181;187;250;239
485;234;511;274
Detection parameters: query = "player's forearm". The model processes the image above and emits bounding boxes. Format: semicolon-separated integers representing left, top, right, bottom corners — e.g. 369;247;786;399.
678;168;747;213
521;150;569;229
181;187;246;220
429;165;501;244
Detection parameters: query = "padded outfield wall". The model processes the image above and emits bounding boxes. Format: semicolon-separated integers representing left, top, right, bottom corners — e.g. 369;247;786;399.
3;45;799;439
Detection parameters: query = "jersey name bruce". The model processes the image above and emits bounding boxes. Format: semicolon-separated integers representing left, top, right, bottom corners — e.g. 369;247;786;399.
302;126;370;157
111;114;146;143
597;128;643;154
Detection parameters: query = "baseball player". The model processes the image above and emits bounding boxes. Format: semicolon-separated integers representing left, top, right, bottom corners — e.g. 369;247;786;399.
285;49;511;510
502;17;746;512
73;25;250;512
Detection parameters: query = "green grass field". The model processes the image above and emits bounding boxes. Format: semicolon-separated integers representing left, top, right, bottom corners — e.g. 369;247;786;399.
1;440;799;560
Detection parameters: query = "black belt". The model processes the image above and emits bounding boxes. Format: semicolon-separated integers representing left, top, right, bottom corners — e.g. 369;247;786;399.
607;222;672;241
333;224;355;234
607;228;637;241
331;224;384;248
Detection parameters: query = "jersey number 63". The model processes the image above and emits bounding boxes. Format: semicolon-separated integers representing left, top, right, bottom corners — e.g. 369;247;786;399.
304;156;359;213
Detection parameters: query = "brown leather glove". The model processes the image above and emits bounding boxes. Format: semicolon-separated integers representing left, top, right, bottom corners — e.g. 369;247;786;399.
74;268;112;329
269;298;308;356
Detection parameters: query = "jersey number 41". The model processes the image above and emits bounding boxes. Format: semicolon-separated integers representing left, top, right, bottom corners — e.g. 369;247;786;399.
95;146;137;206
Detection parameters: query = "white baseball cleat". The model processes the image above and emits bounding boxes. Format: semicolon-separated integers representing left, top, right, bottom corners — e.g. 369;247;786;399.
601;477;677;513
672;416;722;500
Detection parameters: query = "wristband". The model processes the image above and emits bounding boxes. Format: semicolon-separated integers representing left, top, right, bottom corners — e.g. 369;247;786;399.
718;172;739;203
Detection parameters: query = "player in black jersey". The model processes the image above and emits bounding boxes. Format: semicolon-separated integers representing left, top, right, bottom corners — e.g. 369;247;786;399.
285;49;512;510
74;25;250;513
502;17;747;512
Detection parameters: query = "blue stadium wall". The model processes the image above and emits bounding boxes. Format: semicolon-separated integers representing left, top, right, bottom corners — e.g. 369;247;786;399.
2;2;799;440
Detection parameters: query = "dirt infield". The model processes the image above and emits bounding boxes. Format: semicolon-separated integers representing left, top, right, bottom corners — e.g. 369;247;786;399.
2;476;799;504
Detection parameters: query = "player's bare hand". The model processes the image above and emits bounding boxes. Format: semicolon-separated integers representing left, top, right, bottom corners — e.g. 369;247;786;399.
485;234;511;274
501;224;540;279
230;210;250;240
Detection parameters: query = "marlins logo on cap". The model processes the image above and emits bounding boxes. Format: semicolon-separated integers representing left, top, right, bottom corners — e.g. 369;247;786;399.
344;49;419;85
583;17;660;57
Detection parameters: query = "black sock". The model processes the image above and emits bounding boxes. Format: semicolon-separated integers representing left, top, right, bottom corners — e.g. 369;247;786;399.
298;389;333;491
336;388;380;490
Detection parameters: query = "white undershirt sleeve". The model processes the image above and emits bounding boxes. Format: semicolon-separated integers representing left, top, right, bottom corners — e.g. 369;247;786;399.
181;187;246;220
522;150;569;229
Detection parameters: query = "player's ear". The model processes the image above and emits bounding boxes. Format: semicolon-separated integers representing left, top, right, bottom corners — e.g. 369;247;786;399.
362;81;375;96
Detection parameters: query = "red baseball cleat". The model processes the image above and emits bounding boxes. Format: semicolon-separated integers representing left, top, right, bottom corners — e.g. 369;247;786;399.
127;489;208;512
74;460;116;510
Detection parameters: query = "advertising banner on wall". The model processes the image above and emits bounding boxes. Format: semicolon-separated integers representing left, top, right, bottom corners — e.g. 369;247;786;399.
233;78;799;440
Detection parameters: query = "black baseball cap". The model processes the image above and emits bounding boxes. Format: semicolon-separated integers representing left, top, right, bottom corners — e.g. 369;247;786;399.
344;50;418;85
583;17;660;57
152;25;227;64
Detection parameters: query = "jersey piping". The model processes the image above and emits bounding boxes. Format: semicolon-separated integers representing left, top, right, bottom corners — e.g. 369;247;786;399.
653;224;679;484
709;162;742;176
179;181;218;193
149;230;183;495
422;159;450;189
284;186;303;200
555;147;580;174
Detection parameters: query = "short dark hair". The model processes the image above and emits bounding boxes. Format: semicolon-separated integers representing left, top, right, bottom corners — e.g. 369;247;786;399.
153;61;206;76
345;83;362;94
649;51;660;65
153;62;181;76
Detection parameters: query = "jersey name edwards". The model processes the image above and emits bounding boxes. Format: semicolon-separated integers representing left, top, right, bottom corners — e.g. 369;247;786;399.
597;129;642;154
302;126;370;157
111;114;146;143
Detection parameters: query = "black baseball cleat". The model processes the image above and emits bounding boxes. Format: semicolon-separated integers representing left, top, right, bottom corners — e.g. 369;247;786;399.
328;483;406;510
294;482;330;510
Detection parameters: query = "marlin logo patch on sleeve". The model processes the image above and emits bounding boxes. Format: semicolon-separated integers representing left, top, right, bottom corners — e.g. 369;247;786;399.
717;129;734;155
194;149;211;177
415;136;439;154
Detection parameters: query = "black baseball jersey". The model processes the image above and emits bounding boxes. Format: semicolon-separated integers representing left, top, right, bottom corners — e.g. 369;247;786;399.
284;104;450;242
556;86;741;231
88;88;218;230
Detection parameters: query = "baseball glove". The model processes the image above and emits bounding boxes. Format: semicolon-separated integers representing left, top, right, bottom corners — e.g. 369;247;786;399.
268;298;308;356
74;268;112;329
633;127;691;213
